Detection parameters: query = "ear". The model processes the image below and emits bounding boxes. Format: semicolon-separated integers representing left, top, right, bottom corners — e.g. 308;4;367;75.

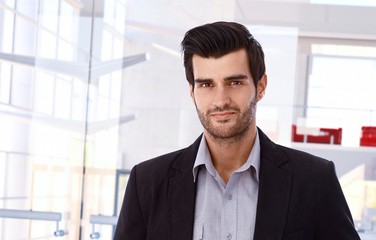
256;74;267;101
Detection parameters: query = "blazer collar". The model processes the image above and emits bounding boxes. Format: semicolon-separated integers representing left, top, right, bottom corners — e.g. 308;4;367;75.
254;128;292;240
168;135;202;240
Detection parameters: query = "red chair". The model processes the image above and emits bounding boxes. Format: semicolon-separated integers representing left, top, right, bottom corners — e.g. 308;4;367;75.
292;125;342;145
360;126;376;147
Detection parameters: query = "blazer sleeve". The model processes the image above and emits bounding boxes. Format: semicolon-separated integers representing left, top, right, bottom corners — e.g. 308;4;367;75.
114;166;146;240
314;161;360;240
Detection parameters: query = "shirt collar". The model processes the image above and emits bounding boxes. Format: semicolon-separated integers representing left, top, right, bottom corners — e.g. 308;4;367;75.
192;135;211;182
192;130;261;182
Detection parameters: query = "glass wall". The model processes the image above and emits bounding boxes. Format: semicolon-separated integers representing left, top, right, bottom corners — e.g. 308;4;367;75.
0;0;146;239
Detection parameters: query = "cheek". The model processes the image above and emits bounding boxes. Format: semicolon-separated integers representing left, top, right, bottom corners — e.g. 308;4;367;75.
193;93;209;108
194;99;207;112
236;92;255;106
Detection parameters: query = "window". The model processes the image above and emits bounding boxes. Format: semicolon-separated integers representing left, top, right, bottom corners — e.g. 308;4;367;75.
305;44;376;146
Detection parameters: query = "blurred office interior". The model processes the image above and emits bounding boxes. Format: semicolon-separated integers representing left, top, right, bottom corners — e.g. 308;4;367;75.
0;0;376;239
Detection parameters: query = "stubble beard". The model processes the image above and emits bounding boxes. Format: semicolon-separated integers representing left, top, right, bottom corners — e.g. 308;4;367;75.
195;97;257;146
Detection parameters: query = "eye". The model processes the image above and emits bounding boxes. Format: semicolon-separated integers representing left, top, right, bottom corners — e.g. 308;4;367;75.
200;82;212;88
230;81;242;86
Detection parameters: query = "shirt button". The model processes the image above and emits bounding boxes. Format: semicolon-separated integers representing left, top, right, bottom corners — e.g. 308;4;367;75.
227;194;233;200
226;233;232;240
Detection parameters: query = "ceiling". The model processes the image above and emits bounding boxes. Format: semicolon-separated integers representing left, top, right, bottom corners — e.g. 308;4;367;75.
74;0;376;45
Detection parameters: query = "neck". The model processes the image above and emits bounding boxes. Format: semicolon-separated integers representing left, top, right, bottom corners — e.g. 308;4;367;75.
205;126;257;183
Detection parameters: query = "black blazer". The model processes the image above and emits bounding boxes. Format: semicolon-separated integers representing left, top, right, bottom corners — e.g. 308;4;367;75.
114;129;360;240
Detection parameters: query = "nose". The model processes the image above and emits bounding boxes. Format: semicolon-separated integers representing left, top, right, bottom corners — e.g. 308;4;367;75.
212;85;231;109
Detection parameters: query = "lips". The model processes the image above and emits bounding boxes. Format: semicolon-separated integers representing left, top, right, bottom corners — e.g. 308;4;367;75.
209;111;236;120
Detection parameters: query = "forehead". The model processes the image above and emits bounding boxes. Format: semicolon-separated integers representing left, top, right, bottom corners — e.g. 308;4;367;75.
192;49;250;78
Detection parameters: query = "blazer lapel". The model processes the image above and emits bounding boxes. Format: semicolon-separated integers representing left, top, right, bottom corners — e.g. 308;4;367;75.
254;129;292;240
168;136;202;240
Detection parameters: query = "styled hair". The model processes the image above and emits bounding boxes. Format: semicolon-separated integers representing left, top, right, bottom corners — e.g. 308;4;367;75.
181;21;265;88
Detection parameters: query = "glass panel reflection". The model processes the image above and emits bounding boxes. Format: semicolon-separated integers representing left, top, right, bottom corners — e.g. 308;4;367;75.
0;0;148;238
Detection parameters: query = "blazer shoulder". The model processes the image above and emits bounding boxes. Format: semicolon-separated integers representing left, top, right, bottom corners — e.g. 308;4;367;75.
136;148;187;174
258;128;329;172
133;135;202;181
279;144;328;164
276;144;334;179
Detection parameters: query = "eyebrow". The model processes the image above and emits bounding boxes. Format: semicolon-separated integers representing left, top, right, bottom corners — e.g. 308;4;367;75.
224;74;249;81
194;78;213;84
194;74;249;83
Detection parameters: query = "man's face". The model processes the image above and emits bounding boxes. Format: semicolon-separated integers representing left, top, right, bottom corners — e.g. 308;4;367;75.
190;49;266;142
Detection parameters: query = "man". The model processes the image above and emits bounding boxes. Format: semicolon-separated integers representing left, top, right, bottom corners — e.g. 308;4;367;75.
114;21;360;240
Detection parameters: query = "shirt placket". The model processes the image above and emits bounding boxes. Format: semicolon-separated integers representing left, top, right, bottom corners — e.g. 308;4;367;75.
220;174;239;240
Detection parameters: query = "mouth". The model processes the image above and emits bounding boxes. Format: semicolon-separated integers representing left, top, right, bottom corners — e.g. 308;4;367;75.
209;111;236;120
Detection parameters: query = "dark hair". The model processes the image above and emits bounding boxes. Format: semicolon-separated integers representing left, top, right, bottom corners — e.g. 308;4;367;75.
181;21;265;88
